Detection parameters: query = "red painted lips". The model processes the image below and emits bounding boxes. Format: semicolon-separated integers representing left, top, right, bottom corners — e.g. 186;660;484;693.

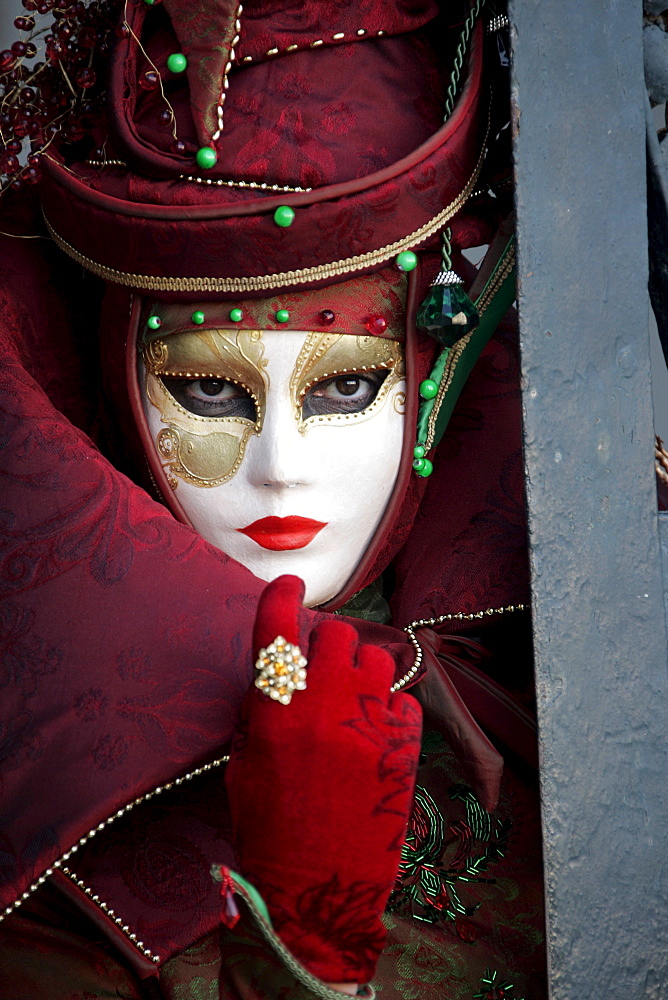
238;516;327;551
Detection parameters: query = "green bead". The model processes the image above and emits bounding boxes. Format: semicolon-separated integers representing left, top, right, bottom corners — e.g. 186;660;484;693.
147;315;162;330
415;458;434;478
273;206;295;228
191;310;205;325
196;146;217;170
413;444;425;459
419;379;438;400
275;309;290;324
396;250;418;272
416;271;480;346
167;53;188;74
143;0;156;5
229;308;243;323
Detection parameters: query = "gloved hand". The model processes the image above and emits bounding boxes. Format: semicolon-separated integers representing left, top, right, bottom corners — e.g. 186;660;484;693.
225;575;423;985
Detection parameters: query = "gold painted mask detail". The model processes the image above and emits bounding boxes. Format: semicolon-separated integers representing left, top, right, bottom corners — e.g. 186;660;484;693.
142;328;267;488
289;333;405;431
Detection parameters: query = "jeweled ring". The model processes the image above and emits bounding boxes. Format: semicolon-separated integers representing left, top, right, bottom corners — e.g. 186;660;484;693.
255;635;307;705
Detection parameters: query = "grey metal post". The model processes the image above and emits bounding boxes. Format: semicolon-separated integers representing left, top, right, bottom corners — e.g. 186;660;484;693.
508;1;668;995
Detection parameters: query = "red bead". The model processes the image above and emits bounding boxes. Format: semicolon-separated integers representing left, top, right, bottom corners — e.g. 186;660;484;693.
19;87;35;104
24;42;37;58
13;118;31;138
55;21;74;38
11;178;24;191
14;15;35;30
22;0;38;10
75;67;96;88
319;309;335;325
172;139;187;154
0;154;20;174
158;108;172;125
64;119;85;142
139;69;159;91
27;151;41;165
6;139;22;154
364;314;388;335
22;165;41;184
11;41;28;57
45;38;67;62
78;26;96;48
0;51;17;73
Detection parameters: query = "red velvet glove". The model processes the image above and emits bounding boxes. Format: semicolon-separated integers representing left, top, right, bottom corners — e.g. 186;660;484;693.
225;575;423;985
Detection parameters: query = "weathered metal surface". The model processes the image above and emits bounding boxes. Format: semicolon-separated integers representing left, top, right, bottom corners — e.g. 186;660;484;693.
509;1;668;995
660;513;668;620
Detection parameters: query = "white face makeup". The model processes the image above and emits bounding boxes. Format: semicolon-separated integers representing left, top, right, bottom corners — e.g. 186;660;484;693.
140;327;406;607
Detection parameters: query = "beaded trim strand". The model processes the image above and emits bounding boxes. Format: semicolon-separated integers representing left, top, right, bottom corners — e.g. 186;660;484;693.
0;756;229;930
240;27;388;62
42;126;488;293
180;175;312;193
212;2;242;142
391;604;527;692
60;866;161;963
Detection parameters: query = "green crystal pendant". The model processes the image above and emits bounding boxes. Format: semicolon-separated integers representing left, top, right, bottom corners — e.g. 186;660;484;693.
416;270;480;347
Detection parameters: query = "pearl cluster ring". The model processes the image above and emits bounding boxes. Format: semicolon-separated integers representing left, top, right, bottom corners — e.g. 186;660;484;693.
255;636;307;705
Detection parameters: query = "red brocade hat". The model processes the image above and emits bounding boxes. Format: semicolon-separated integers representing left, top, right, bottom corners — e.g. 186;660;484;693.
38;0;493;297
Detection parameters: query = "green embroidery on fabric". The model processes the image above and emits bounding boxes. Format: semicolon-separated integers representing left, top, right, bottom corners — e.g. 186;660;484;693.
335;580;391;624
472;967;524;999
388;783;510;925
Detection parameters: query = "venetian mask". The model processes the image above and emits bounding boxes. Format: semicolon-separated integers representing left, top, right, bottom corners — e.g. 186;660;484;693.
140;321;406;607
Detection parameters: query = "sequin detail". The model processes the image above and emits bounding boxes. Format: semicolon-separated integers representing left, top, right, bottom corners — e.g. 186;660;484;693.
389;784;510;924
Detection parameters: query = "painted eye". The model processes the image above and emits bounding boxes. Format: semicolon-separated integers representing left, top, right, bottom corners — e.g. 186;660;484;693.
161;377;257;420
302;370;389;418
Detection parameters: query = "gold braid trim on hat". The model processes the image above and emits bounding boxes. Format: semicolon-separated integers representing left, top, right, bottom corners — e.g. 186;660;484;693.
42;133;487;295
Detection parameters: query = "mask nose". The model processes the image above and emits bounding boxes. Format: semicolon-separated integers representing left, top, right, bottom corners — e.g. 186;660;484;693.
246;397;310;490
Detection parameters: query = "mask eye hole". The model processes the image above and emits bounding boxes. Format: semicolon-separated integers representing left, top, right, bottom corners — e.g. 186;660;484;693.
160;376;257;421
302;369;390;419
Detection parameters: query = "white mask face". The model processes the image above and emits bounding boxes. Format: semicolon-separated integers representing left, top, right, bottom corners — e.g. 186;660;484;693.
140;327;406;607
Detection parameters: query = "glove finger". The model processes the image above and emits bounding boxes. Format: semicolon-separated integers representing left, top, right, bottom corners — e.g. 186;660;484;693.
306;622;397;703
253;574;305;656
353;641;397;696
306;619;359;688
